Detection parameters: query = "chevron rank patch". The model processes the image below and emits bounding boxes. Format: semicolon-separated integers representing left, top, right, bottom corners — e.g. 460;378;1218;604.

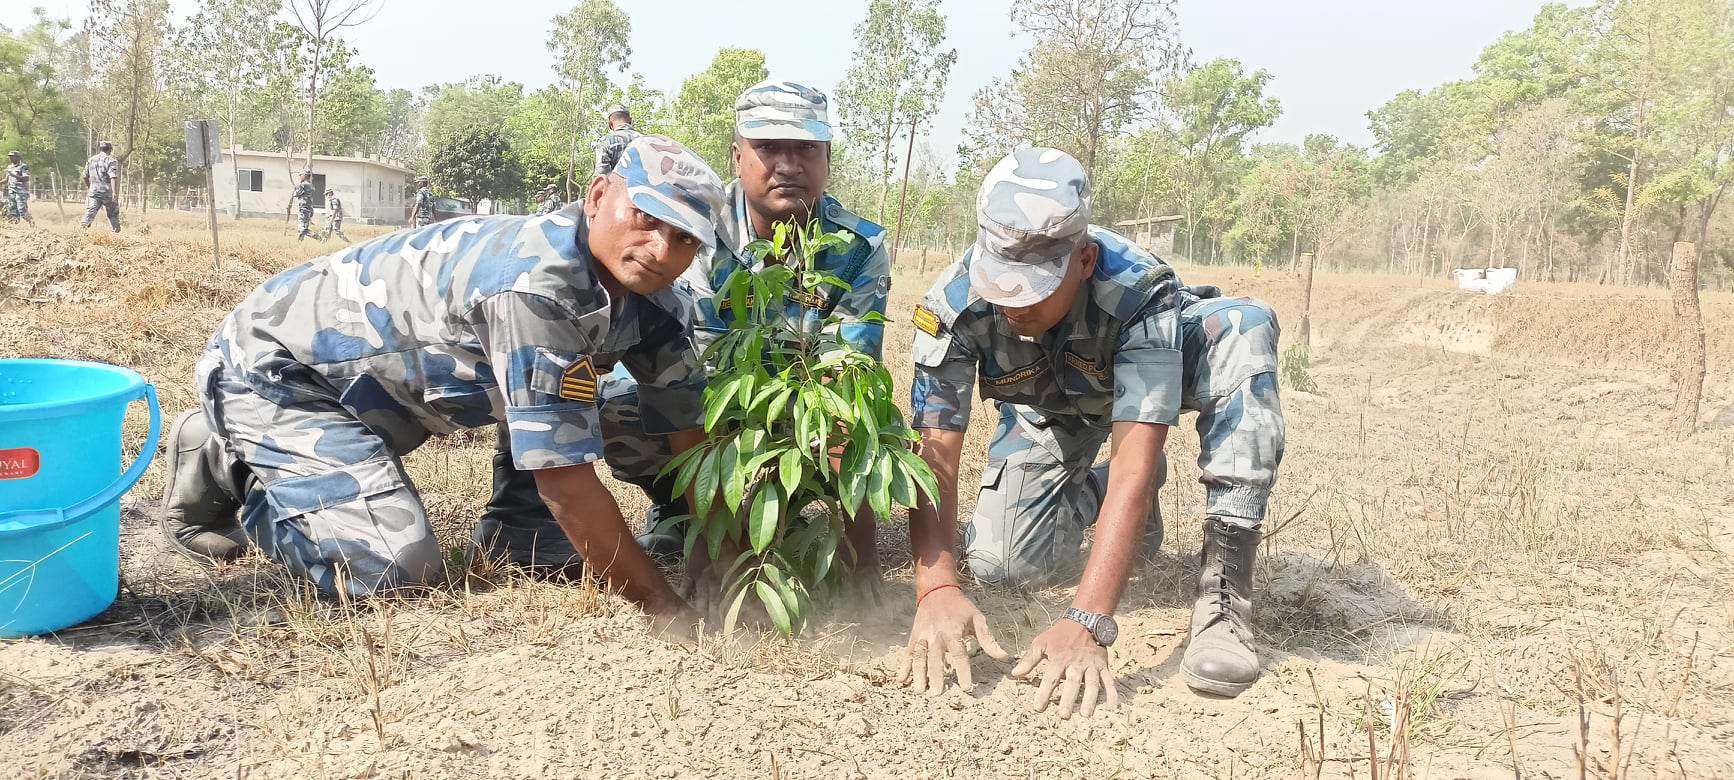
912;304;941;337
559;355;599;403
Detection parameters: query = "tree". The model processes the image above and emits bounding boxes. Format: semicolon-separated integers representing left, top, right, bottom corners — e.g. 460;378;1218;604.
430;124;525;209
285;0;382;172
965;0;1177;178
84;0;171;168
546;0;630;200
177;0;280;218
0;11;75;171
1162;58;1281;261
667;48;767;175
315;60;387;156
834;0;956;222
377;87;422;162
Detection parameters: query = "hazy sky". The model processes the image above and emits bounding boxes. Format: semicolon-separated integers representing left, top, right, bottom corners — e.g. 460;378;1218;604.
6;0;1572;162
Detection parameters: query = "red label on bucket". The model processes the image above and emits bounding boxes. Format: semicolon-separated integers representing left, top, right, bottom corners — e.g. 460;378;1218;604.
0;447;40;480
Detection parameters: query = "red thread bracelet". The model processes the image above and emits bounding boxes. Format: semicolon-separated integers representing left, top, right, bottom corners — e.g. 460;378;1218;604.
916;583;961;607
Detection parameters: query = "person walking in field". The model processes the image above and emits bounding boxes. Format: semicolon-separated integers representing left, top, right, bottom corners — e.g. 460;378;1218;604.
156;136;725;627
594;105;640;177
475;80;893;585
4;151;32;225
412;176;435;227
288;171;317;241
534;183;563;216
80;141;121;232
321;188;350;243
898;148;1286;715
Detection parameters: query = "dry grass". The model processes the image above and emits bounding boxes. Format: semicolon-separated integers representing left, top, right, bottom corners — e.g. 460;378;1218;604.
1;218;1730;778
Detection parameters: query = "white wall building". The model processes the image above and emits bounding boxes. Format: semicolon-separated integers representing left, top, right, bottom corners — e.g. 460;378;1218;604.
215;149;415;225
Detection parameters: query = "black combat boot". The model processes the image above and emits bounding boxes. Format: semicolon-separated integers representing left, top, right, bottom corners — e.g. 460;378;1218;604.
158;410;247;562
1181;518;1261;697
472;425;583;575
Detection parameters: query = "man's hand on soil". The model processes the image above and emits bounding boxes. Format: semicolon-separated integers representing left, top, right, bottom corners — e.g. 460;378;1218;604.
647;603;705;643
898;588;1009;696
1009;619;1119;719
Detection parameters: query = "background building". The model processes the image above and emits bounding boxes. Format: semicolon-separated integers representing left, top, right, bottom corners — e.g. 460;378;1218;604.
215;150;415;225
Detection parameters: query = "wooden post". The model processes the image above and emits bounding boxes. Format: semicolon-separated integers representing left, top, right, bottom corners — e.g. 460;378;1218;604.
49;169;67;221
200;121;221;272
1671;241;1705;438
890;115;919;267
1298;251;1316;349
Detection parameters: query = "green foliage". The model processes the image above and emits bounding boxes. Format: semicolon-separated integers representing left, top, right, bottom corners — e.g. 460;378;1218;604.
659;219;938;638
1279;344;1317;394
834;0;956;223
429;124;525;207
666;48;768;175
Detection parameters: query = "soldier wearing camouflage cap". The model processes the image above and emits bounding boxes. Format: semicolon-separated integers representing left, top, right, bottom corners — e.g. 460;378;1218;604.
4;151;32;226
288;171;318;241
899;148;1286;713
534;183;564;216
594;105;640;178
320;188;349;243
80;141;121;232
479;79;892;584
158;136;725;633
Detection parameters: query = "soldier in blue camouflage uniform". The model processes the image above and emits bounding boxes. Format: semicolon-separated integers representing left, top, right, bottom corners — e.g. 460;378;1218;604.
899;149;1285;714
478;80;893;579
321;189;350;243
288;172;317;241
594;106;640;177
4;151;31;225
156;137;726;626
412;176;435;227
535;184;563;216
80;141;121;232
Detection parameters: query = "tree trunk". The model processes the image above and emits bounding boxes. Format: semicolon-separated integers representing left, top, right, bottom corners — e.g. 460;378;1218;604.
306;38;324;172
1670;242;1705;437
228;91;242;220
1615;99;1647;286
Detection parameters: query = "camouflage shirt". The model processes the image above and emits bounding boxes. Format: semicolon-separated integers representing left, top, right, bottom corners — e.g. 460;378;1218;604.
292;182;316;211
535;193;564;216
413;186;435;219
910;227;1184;432
681;181;890;358
4;162;27;195
84;152;119;195
327;196;344;219
594;124;640;177
207;205;706;470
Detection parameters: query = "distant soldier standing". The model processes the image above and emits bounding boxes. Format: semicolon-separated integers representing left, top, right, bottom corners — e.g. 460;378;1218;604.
594;106;639;177
4;151;31;225
412;176;435;227
535;183;563;216
81;141;121;232
288;171;317;241
321;188;350;243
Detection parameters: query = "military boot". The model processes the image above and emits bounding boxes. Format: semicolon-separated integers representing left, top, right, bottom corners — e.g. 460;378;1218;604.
159;410;247;562
472;430;583;576
1181;518;1261;697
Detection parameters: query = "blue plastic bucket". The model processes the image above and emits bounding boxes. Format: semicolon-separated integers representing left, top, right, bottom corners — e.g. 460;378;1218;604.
0;359;160;637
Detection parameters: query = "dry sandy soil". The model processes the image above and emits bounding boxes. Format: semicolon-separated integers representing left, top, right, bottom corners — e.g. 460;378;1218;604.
2;211;1731;779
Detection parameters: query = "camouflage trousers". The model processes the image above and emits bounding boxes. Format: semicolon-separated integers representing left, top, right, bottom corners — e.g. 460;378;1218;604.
963;293;1284;586
414;213;432;228
322;216;349;242
295;207;315;241
5;191;30;223
82;191;120;232
475;370;670;559
195;348;444;598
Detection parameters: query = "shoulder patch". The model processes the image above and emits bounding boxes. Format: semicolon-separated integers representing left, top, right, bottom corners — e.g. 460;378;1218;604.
559;355;599;403
912;304;942;337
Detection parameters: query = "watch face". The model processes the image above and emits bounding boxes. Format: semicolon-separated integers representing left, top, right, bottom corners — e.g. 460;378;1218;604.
1094;615;1119;646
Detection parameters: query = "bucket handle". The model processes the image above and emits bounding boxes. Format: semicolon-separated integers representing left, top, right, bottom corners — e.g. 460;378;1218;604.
0;384;160;536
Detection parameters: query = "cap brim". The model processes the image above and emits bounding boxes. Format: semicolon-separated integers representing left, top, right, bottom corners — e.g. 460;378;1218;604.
736;120;832;142
969;243;1070;307
627;187;717;249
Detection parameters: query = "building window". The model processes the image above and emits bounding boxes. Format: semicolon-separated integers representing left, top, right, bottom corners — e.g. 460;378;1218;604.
237;169;263;192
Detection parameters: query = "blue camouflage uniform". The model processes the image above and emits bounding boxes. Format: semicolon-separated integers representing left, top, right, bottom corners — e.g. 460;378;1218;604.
911;149;1285;585
81;150;121;232
412;185;435;227
595;123;640;177
291;179;317;241
534;188;564;217
478;81;890;560
192;137;724;596
5;156;31;224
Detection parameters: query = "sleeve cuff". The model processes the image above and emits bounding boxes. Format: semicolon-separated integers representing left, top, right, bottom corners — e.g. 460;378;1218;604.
505;403;603;470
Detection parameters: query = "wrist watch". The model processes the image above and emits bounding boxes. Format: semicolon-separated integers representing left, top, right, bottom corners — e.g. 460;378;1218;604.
1063;607;1119;647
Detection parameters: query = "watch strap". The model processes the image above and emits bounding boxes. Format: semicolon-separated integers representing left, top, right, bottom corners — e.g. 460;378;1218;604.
1064;606;1102;633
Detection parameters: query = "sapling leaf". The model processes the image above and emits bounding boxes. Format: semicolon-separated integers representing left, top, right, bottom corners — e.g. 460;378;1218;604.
756;580;792;637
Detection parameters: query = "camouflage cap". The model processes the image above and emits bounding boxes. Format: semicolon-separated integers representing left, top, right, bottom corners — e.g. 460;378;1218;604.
609;135;725;249
6;150;18;157
968;147;1093;307
735;80;832;142
602;105;628;120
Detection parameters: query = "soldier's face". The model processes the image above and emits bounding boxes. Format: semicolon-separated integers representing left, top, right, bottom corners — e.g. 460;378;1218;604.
998;242;1097;338
585;175;703;295
734;138;830;221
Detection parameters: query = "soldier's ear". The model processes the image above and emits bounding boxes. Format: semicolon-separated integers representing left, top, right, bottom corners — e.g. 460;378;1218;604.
1076;241;1099;278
